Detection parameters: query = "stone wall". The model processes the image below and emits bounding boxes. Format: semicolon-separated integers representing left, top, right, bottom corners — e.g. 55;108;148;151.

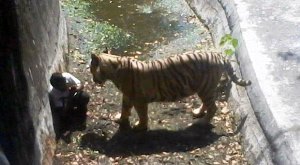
0;0;67;164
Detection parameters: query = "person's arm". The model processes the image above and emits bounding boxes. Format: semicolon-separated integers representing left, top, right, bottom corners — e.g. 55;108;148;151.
69;83;83;92
63;72;83;90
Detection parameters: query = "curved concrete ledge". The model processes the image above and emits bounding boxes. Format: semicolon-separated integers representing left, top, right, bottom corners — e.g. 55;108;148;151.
187;0;300;164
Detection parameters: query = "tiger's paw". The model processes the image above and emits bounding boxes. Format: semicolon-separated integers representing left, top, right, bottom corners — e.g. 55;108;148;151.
115;118;129;124
115;118;131;130
192;107;205;118
132;124;148;132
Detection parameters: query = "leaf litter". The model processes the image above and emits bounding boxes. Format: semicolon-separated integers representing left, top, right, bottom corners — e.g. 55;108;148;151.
54;1;249;164
53;50;249;165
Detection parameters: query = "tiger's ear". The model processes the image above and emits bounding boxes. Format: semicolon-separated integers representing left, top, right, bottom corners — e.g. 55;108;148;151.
91;53;99;66
103;47;108;54
102;47;112;54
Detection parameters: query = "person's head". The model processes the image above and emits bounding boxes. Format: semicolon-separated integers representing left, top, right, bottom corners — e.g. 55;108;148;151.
50;72;67;91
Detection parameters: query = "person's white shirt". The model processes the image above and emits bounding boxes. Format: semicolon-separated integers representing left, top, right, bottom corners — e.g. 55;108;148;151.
49;72;81;108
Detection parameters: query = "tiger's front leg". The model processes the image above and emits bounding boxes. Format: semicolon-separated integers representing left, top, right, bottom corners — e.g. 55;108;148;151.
133;103;148;132
116;96;133;130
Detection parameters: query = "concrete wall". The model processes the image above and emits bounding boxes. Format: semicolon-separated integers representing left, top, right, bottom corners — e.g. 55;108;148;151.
185;0;274;164
0;0;67;164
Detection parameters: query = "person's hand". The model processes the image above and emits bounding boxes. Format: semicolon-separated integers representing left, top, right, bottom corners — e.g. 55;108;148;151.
77;84;84;91
69;85;77;91
69;86;77;96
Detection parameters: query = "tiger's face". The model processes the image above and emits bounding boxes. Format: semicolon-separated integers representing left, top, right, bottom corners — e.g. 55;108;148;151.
90;53;107;86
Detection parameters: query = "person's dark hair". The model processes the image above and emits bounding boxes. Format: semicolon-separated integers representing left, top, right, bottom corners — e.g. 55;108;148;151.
50;72;65;88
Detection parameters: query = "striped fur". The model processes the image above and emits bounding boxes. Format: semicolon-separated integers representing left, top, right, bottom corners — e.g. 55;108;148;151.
90;51;251;131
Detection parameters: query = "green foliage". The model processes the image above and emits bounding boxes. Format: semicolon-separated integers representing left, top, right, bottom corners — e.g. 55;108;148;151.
61;0;136;55
219;34;238;56
86;21;135;52
61;0;92;18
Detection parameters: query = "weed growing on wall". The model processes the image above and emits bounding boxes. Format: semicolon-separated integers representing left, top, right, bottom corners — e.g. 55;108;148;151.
219;34;238;56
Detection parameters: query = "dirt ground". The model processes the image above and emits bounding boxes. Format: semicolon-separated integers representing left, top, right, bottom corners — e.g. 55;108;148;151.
53;1;249;164
53;50;249;165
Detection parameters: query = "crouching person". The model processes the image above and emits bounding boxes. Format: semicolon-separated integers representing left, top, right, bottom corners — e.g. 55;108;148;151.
48;72;90;141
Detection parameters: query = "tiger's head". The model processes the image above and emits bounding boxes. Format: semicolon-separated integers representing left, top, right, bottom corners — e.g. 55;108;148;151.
90;53;119;86
90;53;105;86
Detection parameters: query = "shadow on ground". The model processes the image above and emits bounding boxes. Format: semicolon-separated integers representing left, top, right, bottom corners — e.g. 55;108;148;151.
80;122;221;157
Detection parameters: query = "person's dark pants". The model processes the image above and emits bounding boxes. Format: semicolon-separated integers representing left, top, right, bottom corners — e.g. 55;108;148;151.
51;91;90;140
67;91;90;130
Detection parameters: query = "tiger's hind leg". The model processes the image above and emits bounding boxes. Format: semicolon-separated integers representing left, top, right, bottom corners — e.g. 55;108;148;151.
192;103;207;118
132;103;148;132
116;96;133;130
192;93;208;118
201;95;218;123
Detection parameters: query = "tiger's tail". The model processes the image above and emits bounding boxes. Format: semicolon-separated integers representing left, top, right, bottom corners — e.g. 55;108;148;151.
224;60;251;86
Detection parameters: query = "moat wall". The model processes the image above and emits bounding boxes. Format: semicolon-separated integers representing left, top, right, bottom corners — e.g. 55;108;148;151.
0;0;67;164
